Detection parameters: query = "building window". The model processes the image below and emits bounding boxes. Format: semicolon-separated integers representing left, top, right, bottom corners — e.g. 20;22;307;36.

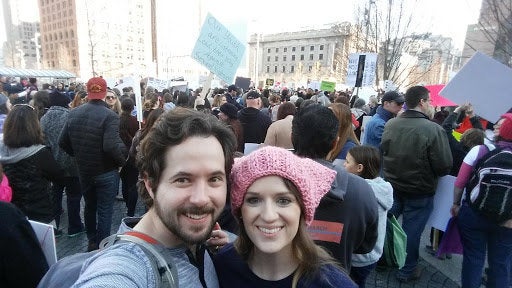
275;48;279;53
73;59;77;67
291;65;294;73
292;47;296;52
292;55;295;61
300;55;304;60
283;56;287;61
284;47;287;52
301;46;305;51
320;45;324;50
319;54;323;60
308;66;312;72
274;66;278;73
275;56;278;61
310;45;314;51
267;66;270;73
309;54;314;60
267;56;270;62
267;48;271;53
282;66;286;73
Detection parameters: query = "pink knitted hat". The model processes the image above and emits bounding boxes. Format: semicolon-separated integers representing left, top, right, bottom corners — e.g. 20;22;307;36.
499;113;512;141
230;146;336;225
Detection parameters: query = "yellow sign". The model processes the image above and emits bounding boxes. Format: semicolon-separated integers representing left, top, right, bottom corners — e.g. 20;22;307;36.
266;78;274;86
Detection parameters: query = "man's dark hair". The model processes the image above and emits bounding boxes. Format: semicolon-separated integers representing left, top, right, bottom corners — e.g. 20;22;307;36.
405;86;429;109
137;108;237;207
292;104;339;158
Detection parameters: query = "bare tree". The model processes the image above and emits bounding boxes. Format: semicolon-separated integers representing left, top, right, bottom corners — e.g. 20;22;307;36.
466;0;512;66
2;41;21;67
84;1;98;76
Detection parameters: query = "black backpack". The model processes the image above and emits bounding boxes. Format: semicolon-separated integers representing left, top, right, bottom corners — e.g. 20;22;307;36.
37;231;178;288
466;145;512;223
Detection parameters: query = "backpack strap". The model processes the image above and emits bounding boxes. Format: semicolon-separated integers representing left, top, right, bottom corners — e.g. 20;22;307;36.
99;232;179;288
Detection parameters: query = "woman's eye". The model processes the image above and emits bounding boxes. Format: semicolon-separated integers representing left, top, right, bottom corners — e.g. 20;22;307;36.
245;197;260;205
277;198;292;206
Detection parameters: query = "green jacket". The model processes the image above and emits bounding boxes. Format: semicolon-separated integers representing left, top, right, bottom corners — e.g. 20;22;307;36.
381;110;452;197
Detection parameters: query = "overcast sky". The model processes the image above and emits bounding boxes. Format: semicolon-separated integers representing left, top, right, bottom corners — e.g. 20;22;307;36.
0;0;482;52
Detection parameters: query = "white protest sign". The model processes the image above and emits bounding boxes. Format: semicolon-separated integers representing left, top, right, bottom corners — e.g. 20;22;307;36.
346;53;378;87
426;175;456;231
29;220;57;265
360;115;373;145
115;77;143;123
146;77;169;92
439;52;512;123
192;13;245;84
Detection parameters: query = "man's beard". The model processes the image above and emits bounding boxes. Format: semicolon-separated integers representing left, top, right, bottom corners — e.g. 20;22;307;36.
154;200;218;245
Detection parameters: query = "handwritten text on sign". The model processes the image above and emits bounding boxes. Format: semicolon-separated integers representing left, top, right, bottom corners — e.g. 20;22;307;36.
192;14;245;84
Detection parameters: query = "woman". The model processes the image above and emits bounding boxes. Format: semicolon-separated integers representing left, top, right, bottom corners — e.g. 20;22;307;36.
214;146;356;287
119;98;140;217
0;104;63;223
451;113;512;288
105;89;122;114
344;146;393;287
326;103;360;165
263;102;296;149
218;103;244;153
70;90;88;108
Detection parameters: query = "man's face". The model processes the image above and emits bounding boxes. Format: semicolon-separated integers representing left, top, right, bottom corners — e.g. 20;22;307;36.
147;136;227;245
420;95;435;119
383;100;403;115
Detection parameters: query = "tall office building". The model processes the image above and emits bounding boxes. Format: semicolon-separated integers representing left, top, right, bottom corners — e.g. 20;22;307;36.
38;0;153;79
2;0;40;69
462;0;512;66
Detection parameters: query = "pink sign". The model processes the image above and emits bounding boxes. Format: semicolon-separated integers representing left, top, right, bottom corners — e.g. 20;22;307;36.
425;85;457;107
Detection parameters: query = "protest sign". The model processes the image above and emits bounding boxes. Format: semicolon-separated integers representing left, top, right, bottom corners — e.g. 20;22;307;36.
192;13;245;84
346;53;378;87
235;76;251;91
426;175;456;231
29;220;57;265
320;81;336;92
440;52;512;123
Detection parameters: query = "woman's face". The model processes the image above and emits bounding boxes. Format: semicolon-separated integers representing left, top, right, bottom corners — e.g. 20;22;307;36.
105;92;117;106
221;96;227;105
494;118;505;139
241;176;301;257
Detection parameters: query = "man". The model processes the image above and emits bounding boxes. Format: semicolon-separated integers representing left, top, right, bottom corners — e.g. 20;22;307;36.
71;108;237;287
224;84;243;110
59;77;127;251
291;104;379;270
238;90;271;145
380;85;452;282
364;91;404;147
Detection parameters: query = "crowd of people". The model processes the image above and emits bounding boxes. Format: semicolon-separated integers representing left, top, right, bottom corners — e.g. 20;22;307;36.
0;73;511;288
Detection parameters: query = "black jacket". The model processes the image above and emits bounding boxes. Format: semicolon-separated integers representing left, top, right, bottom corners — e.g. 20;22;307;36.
311;159;379;271
238;107;271;144
59;100;127;177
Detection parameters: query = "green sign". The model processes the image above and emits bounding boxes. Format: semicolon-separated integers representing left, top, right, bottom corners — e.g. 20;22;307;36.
320;81;336;92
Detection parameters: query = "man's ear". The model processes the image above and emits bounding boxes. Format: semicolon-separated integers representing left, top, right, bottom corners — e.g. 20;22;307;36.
143;174;155;200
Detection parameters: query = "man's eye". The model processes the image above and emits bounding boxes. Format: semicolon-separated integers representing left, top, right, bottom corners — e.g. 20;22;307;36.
210;176;224;183
174;178;190;184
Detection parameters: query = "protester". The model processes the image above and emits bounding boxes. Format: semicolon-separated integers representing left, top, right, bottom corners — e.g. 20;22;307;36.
0;201;49;288
214;146;356;287
263;102;296;150
238;90;271;145
381;85;452;282
59;77;127;251
40;93;84;237
364;91;404;147
326;103;360;165
0;104;63;224
344;146;394;287
292;104;379;270
451;113;512;288
218;103;244;153
0;93;11;136
71;108;236;287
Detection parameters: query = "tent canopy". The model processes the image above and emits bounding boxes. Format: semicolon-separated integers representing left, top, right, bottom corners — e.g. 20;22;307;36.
0;67;76;79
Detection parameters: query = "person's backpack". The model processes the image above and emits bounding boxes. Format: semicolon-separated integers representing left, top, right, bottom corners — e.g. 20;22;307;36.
466;145;512;223
37;231;178;288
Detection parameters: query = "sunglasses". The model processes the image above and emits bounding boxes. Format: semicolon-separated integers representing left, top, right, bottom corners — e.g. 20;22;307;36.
106;96;116;100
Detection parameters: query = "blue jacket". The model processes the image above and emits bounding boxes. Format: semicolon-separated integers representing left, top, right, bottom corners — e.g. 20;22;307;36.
364;106;395;148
